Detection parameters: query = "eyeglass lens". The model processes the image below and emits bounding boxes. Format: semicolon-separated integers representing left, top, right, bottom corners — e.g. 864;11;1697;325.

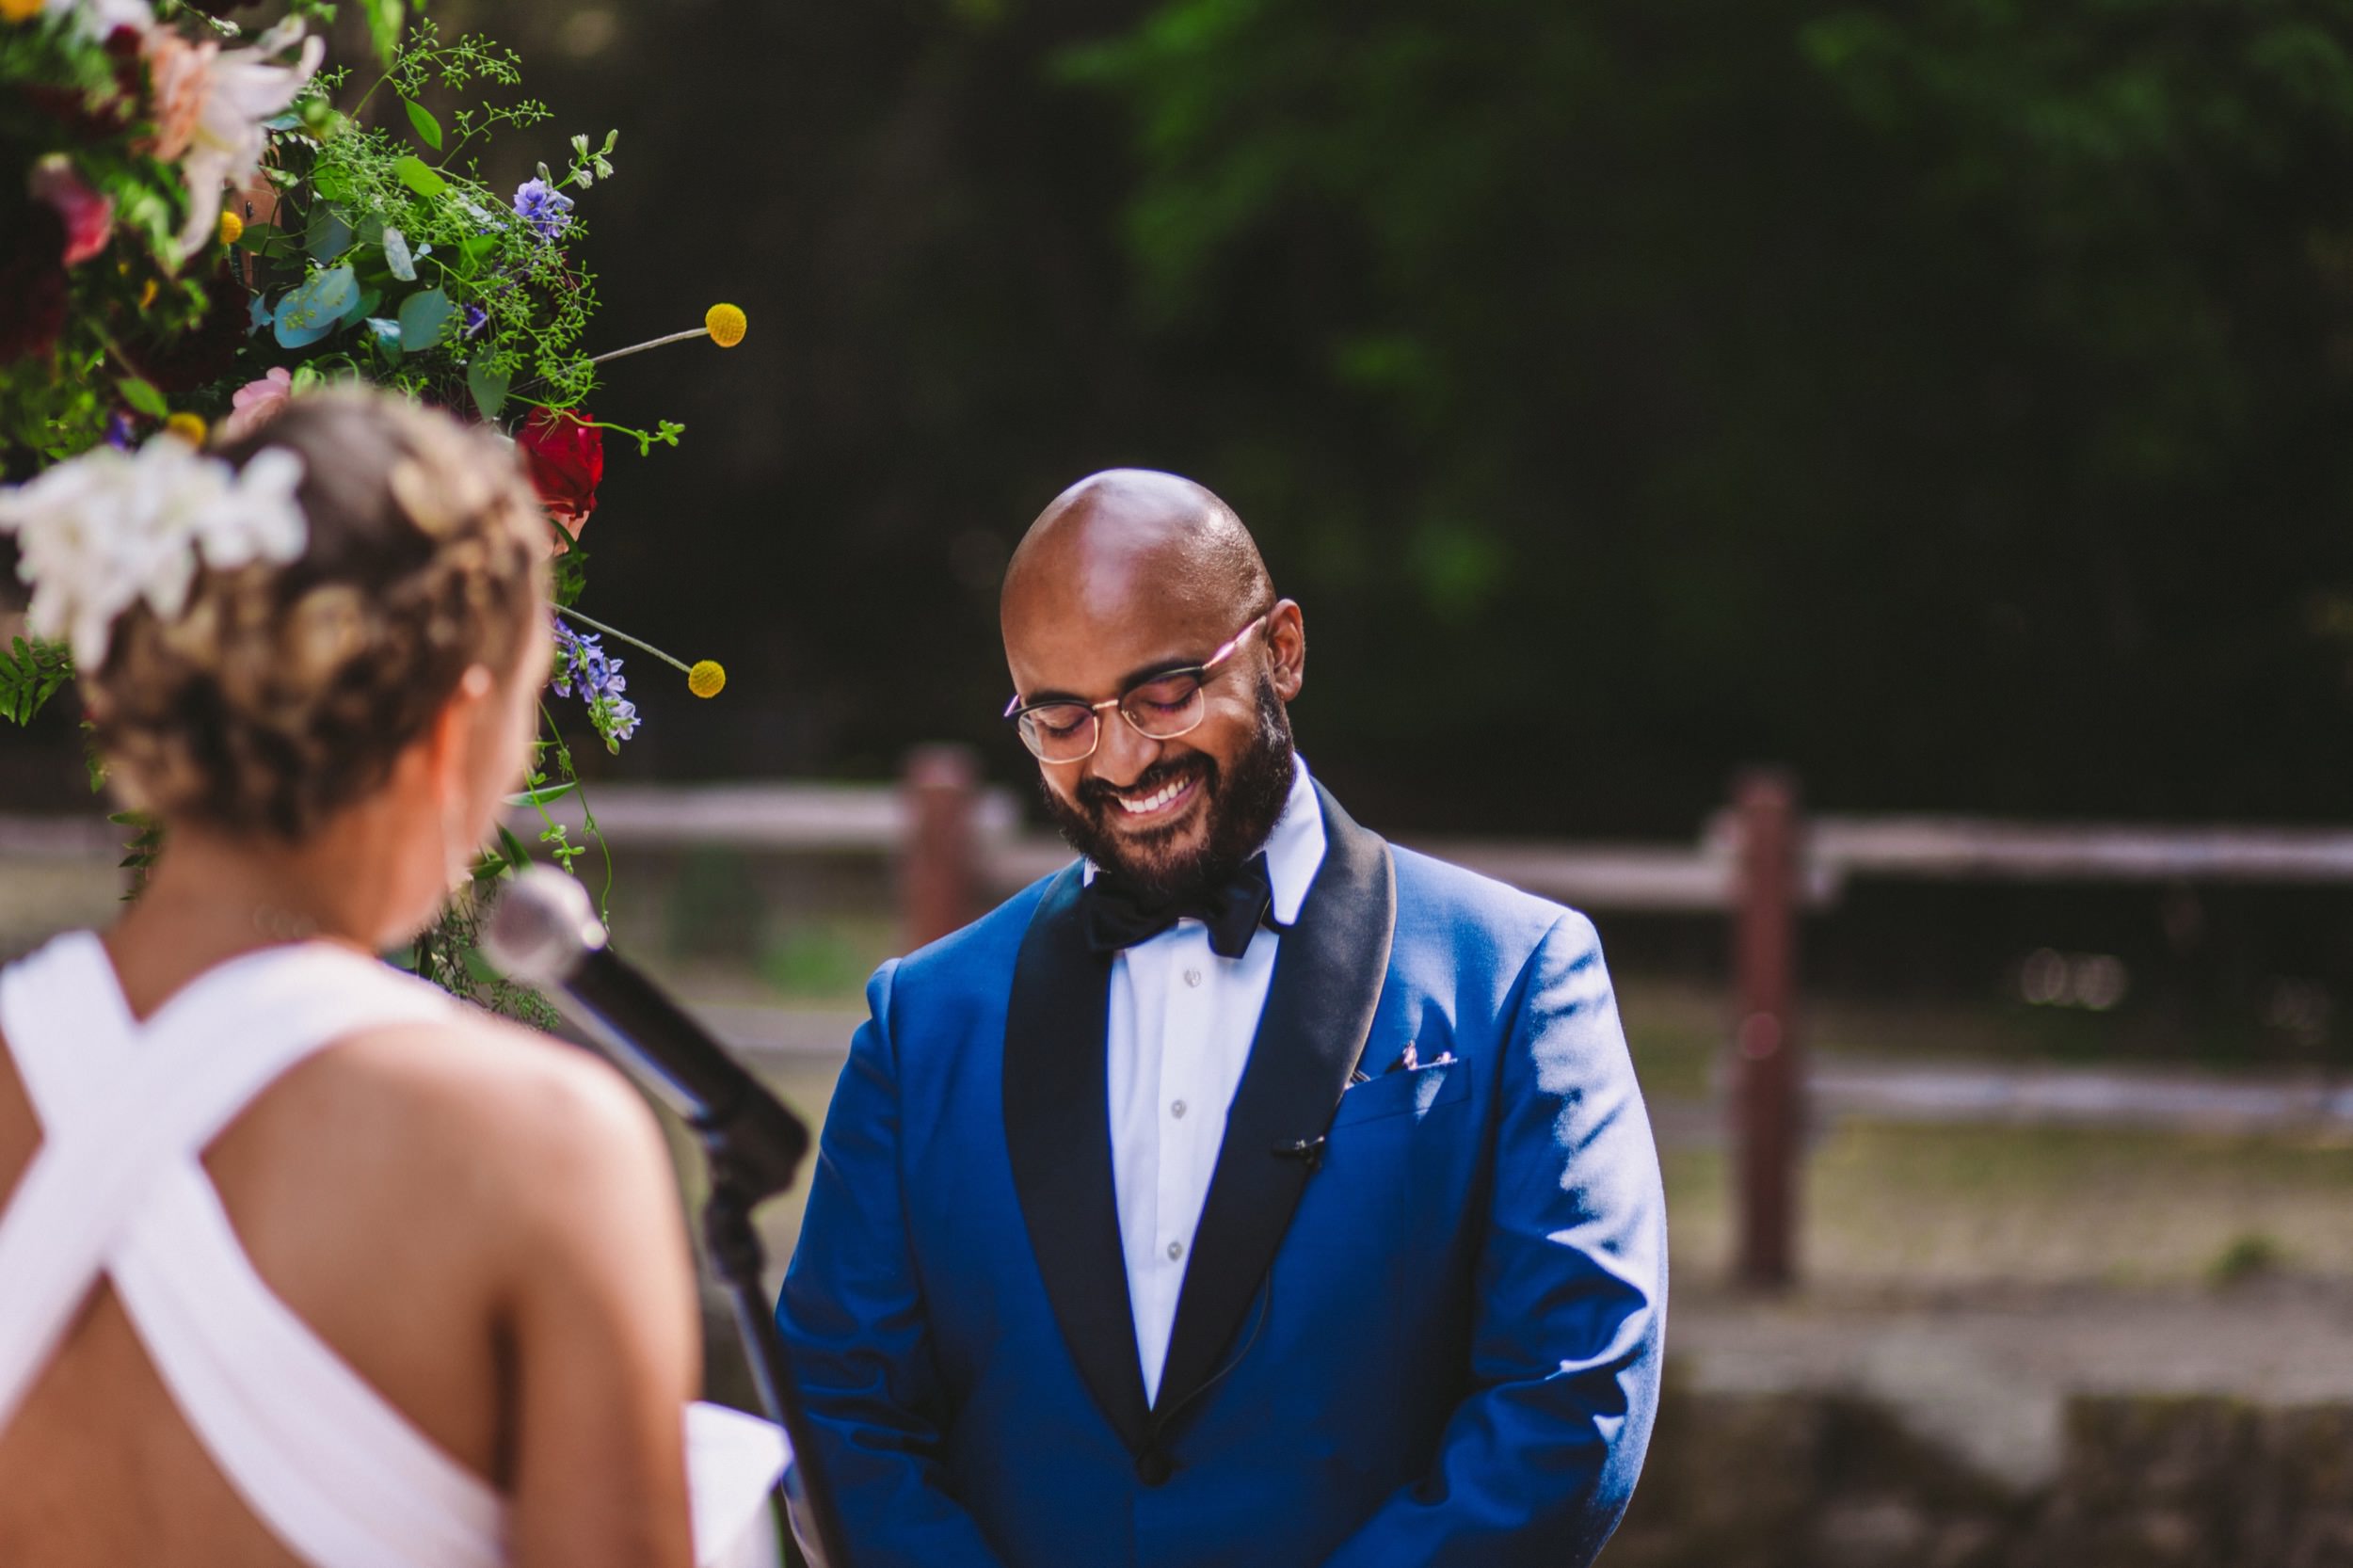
1018;672;1209;761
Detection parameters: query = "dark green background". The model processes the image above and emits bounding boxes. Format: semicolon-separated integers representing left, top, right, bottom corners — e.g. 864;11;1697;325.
456;0;2353;838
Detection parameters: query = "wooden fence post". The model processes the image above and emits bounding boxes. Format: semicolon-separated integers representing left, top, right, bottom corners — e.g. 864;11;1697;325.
901;745;981;950
1732;769;1802;1288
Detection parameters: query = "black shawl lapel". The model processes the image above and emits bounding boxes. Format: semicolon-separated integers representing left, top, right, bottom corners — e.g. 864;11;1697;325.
1152;783;1398;1425
1002;864;1154;1450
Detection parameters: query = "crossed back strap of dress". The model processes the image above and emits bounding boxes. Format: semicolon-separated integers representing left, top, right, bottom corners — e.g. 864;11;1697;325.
0;931;506;1568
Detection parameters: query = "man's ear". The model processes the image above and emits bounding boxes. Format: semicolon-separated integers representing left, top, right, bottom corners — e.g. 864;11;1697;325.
1266;600;1305;701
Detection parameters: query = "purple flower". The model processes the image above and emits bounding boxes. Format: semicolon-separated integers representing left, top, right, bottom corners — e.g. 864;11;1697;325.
461;304;488;338
511;178;574;241
551;617;640;750
103;411;136;450
552;619;621;700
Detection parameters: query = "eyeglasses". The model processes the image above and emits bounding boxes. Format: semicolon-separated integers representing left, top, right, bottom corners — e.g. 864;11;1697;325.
1003;613;1270;763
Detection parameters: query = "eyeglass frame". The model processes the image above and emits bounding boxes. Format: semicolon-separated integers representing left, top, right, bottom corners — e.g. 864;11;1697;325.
1001;610;1273;763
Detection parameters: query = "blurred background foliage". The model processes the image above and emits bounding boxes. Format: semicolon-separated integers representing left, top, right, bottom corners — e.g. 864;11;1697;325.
636;0;2353;832
16;0;2353;838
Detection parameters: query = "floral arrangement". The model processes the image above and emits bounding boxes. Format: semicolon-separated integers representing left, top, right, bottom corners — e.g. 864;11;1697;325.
0;0;744;1016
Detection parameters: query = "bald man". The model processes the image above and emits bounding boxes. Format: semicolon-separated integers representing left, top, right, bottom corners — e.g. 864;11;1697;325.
777;472;1666;1568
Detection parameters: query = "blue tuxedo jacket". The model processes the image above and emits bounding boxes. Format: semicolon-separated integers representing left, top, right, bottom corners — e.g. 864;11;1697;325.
776;785;1666;1568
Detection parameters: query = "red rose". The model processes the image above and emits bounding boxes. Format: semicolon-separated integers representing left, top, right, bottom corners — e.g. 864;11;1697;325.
518;408;604;550
30;158;114;267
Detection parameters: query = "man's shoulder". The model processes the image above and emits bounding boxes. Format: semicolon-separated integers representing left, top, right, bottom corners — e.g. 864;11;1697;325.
1384;840;1609;1013
1389;840;1587;952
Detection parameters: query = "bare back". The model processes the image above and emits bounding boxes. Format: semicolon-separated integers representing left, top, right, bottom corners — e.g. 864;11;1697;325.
0;936;700;1568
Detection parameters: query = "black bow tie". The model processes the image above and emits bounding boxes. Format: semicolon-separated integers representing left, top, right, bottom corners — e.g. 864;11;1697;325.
1080;854;1282;961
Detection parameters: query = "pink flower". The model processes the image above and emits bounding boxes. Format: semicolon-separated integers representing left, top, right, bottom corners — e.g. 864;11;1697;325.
28;157;114;267
219;366;291;443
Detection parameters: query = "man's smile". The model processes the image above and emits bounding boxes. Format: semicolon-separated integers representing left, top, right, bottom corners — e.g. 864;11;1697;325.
1109;772;1202;824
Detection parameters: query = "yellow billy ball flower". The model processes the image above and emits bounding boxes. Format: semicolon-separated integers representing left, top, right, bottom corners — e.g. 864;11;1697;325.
218;209;245;247
704;303;747;348
163;412;208;444
1;0;45;24
139;279;158;309
688;660;727;698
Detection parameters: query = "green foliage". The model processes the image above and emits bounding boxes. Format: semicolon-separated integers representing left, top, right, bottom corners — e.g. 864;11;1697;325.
238;21;611;414
1058;0;2353;823
2;0;693;1010
0;636;69;726
2208;1229;2289;1286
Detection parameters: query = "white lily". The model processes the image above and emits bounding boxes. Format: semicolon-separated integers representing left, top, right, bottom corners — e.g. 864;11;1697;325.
141;19;325;260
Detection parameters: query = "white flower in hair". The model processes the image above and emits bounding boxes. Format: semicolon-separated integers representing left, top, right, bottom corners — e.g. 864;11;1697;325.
0;438;307;668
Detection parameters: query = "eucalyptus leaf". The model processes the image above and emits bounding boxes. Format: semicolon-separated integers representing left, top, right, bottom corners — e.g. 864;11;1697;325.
365;317;404;363
404;98;444;152
304;204;354;262
467;359;512;421
272;264;358;348
341;287;381;328
393;156;449;200
383;227;416;281
397;287;455;352
232;221;281;252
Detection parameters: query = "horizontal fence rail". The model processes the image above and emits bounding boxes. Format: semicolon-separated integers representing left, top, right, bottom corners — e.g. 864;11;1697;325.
16;753;2353;1290
14;792;2353;904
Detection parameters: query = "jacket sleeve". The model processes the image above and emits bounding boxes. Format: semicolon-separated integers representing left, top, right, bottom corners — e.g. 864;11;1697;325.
775;959;1010;1568
1320;911;1668;1568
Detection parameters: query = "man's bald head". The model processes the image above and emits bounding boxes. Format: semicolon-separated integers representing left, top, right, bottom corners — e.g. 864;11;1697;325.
1000;468;1305;900
1000;469;1273;636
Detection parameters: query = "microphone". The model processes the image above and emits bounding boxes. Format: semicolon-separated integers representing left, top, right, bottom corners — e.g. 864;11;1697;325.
484;867;808;1199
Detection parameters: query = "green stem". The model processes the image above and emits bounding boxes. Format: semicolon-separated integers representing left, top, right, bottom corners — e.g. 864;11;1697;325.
586;328;707;365
555;605;692;674
537;699;615;921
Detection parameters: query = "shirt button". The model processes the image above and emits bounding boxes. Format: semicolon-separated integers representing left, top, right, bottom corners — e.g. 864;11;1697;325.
1183;968;1203;988
1166;1240;1183;1261
1171;1099;1187;1119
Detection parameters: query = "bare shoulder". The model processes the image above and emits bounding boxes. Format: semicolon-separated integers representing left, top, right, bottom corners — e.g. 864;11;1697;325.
329;1008;670;1191
239;1003;680;1270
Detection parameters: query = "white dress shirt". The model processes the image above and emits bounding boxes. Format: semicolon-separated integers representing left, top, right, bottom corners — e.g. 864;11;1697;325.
1090;757;1327;1404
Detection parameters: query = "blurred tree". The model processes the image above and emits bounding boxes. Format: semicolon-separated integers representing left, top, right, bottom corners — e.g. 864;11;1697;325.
1059;0;2353;828
16;0;2345;838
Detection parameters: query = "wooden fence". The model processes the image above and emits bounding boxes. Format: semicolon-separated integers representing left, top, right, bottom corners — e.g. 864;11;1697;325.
15;747;2353;1287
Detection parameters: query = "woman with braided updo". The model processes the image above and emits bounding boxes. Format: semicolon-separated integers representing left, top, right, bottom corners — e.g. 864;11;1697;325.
0;391;783;1568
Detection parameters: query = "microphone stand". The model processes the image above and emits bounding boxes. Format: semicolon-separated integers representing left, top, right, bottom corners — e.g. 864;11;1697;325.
485;871;853;1568
691;1105;846;1568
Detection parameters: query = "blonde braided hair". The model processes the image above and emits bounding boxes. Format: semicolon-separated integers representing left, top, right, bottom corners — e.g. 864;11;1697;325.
89;390;548;840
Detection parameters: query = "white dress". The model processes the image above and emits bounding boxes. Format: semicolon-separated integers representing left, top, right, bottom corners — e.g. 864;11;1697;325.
0;931;789;1568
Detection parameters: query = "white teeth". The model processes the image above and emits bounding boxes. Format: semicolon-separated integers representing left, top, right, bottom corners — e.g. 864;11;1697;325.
1117;778;1189;815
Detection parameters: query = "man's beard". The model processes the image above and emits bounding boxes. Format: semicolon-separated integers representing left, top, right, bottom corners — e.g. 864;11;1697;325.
1041;675;1296;905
